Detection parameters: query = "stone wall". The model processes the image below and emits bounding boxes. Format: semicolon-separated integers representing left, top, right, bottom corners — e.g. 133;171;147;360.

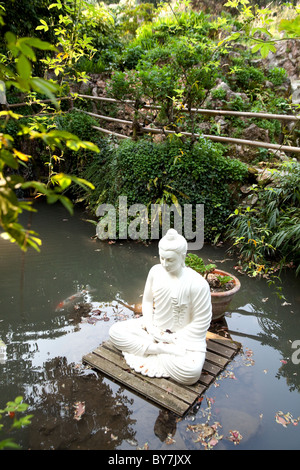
263;39;300;104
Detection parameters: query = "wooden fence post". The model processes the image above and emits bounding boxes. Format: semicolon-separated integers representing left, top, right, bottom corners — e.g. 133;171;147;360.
132;99;141;141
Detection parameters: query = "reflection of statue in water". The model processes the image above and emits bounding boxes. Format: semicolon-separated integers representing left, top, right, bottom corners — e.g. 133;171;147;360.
154;410;177;442
109;229;212;385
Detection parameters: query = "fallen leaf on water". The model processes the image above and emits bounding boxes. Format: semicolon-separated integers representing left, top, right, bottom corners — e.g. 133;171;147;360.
165;433;176;445
187;423;214;438
73;401;85;421
206;397;215;407
228;430;243;445
101;426;110;433
245;348;253;357
187;421;222;448
242;348;255;366
126;438;138;447
211;421;222;431
228;371;237;380
92;309;102;315
87;317;100;324
276;415;288;427
207;435;222;449
280;359;287;364
275;411;300;427
245;360;255;366
137;442;149;450
110;433;118;441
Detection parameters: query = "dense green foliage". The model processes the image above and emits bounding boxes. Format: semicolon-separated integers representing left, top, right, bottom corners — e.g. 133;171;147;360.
227;161;300;276
1;0;299;451
78;136;248;240
0;0;299;278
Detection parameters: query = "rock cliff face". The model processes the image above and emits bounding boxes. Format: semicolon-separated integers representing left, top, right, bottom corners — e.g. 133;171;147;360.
264;39;299;81
263;39;300;104
75;34;299;161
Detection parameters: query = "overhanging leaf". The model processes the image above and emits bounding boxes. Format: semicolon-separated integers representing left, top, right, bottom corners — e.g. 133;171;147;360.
30;77;59;107
58;194;74;214
51;173;72;190
16;55;32;80
279;16;300;36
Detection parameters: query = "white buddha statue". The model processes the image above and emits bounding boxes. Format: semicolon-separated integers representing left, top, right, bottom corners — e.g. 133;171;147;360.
109;229;212;385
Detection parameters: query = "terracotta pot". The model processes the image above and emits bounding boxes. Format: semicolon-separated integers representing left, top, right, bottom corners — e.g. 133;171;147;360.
209;269;241;321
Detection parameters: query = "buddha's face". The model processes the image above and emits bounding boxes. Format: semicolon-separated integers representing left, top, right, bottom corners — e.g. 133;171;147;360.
159;249;183;274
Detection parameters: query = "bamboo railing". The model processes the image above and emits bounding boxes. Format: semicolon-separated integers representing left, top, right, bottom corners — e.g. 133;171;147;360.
76;94;300;153
5;93;300;153
76;94;300;122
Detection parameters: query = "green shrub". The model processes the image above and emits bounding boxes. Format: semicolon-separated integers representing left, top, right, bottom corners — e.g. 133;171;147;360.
137;62;179;104
228;95;249;111
267;67;288;86
121;45;145;70
76;57;106;74
232;65;266;90
55;109;98;142
227;161;300;276
106;70;142;101
211;88;227;101
80;137;248;241
54;110;100;173
139;45;173;65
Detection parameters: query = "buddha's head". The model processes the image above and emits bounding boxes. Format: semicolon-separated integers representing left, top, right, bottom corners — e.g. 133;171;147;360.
158;229;187;273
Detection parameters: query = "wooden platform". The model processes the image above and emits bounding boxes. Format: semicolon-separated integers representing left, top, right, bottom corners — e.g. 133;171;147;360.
82;332;241;416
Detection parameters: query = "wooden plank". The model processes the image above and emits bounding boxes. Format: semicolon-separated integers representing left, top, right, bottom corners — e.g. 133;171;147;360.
99;341;201;401
93;343;199;404
205;350;230;368
100;340;218;389
198;370;215;386
207;340;237;359
206;331;241;351
202;360;222;377
83;351;196;415
82;332;241;416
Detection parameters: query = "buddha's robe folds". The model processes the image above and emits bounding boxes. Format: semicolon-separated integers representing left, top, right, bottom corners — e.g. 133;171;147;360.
109;265;212;385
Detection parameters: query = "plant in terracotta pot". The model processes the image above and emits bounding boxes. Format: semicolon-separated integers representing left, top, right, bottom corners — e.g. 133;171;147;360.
185;253;241;321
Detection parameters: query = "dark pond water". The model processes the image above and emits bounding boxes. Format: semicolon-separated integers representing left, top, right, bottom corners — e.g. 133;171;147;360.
0;201;300;451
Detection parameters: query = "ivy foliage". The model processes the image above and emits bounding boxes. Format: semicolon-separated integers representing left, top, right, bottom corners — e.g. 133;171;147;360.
79;137;248;241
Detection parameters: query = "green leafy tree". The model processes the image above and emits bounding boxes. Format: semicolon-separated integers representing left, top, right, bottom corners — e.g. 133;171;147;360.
0;8;98;251
220;0;300;58
36;0;115;88
0;0;58;45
